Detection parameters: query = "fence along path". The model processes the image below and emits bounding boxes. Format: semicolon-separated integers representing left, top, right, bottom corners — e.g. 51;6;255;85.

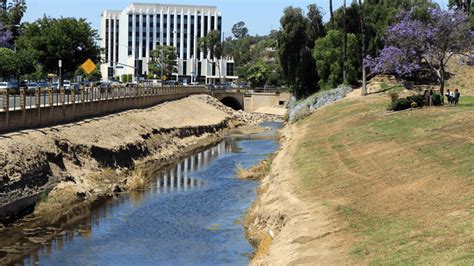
0;85;209;134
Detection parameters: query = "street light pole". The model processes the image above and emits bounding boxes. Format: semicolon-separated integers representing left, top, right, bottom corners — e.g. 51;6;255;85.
58;60;62;87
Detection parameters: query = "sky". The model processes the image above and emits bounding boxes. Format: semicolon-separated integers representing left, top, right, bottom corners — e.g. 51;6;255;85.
23;0;449;36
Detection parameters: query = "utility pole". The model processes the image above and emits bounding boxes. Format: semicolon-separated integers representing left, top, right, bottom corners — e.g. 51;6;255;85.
343;0;347;84
359;0;367;96
329;0;334;29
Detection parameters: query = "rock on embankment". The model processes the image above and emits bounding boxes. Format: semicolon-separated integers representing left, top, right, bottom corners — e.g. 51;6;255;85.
196;95;284;125
287;85;352;122
0;95;278;224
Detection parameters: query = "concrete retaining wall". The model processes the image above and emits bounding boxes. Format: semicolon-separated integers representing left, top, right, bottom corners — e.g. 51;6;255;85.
0;86;209;134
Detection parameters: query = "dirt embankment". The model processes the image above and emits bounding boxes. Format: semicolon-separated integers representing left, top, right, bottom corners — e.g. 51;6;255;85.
0;94;279;264
246;88;474;264
245;124;349;265
0;95;276;224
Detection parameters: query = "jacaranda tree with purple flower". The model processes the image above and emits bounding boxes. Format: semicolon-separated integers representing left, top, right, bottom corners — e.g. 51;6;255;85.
366;8;473;102
0;22;13;48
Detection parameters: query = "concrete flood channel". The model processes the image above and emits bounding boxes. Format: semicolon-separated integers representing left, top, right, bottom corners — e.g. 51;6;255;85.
17;122;281;265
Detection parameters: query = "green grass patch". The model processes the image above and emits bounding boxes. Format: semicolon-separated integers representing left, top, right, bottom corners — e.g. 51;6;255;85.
293;96;474;264
457;96;474;107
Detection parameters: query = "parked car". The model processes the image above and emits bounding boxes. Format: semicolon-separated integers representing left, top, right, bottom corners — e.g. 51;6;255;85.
0;81;8;90
96;81;112;92
63;80;72;90
27;82;39;91
0;81;18;93
38;81;48;88
164;80;178;86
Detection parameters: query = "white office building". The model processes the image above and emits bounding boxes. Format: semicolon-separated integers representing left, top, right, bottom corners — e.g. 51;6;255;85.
100;3;237;83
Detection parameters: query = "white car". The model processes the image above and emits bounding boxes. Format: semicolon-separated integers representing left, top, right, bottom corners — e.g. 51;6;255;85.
0;82;8;90
63;80;72;90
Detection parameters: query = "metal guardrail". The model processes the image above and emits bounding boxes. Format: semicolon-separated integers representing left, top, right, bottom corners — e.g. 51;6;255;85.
0;85;208;113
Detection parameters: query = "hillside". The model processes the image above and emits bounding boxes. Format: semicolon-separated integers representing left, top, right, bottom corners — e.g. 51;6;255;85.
297;92;474;263
446;55;474;96
249;91;474;264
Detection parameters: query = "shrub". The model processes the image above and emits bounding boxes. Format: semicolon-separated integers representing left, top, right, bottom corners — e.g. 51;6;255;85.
392;98;411;111
407;95;424;107
432;93;442;106
389;92;399;104
121;74;128;83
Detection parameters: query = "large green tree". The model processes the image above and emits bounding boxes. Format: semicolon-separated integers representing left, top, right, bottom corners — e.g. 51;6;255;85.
0;47;16;78
278;5;323;98
149;45;177;78
246;61;269;88
15;16;101;79
313;30;358;90
198;30;222;59
0;46;34;81
198;30;223;82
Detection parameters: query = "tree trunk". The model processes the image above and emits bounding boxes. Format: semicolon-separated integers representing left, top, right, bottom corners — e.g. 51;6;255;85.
343;0;347;84
359;0;367;96
439;65;446;105
330;0;334;29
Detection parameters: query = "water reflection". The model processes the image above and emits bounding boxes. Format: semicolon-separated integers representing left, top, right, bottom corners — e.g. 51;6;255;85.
20;124;280;266
156;141;229;194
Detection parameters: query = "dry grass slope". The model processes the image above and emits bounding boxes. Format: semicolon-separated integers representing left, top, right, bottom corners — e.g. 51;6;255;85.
294;94;474;264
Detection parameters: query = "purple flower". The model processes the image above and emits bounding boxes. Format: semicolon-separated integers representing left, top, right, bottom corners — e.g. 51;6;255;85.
367;8;473;77
0;22;13;48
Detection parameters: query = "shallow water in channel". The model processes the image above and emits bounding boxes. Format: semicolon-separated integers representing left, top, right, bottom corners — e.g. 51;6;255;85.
21;123;281;265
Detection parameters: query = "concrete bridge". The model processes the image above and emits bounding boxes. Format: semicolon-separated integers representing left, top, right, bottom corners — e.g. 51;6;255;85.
211;90;245;110
212;89;291;113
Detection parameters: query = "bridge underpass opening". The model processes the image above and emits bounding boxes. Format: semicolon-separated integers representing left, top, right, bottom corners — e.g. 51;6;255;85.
220;97;243;110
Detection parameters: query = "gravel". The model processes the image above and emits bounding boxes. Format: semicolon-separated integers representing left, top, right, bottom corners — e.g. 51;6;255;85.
193;95;284;124
287;85;352;123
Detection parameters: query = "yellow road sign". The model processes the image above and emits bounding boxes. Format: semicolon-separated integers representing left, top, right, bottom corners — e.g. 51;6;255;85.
81;59;96;75
162;75;167;81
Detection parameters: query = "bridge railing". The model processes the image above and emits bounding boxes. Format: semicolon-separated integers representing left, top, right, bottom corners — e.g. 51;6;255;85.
0;85;209;134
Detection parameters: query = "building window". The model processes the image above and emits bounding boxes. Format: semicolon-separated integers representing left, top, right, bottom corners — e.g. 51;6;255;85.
227;62;234;76
105;19;109;61
211;16;215;30
197;16;201;36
